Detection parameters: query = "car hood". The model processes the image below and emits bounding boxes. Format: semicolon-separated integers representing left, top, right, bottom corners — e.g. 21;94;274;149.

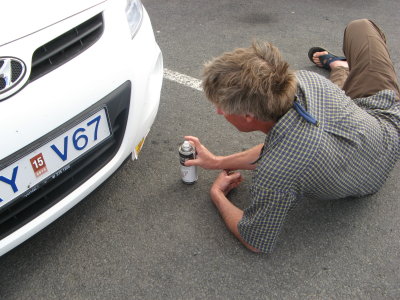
0;0;106;46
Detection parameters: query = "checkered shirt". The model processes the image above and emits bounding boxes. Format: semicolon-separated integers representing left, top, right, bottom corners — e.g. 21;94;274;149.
238;70;400;253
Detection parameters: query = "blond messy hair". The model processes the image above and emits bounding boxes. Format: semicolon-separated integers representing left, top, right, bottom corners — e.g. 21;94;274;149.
202;41;297;121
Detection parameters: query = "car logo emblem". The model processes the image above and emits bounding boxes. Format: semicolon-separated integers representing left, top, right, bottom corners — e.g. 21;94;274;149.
0;57;26;95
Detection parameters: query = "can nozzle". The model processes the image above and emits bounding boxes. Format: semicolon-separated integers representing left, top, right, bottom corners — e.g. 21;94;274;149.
181;140;191;151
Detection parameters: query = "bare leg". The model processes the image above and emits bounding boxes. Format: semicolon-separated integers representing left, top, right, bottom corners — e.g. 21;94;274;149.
312;51;349;89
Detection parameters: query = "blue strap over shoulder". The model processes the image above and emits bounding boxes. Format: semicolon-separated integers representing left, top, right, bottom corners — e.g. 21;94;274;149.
293;99;319;126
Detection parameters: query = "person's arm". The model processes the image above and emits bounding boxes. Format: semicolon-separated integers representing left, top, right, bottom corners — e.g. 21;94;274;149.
209;170;260;253
184;136;263;171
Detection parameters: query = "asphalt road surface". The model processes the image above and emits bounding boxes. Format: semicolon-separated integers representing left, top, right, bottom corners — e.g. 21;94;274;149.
1;0;400;299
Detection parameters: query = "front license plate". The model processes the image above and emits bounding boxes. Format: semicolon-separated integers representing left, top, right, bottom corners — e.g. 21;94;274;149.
0;108;111;208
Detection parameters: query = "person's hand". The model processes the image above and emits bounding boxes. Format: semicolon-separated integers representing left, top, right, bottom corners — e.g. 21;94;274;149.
211;170;243;196
184;136;220;169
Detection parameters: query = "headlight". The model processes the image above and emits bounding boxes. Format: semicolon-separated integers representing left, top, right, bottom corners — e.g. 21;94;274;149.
125;0;144;38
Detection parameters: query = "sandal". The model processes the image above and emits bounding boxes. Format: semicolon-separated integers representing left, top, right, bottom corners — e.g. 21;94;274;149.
308;47;346;70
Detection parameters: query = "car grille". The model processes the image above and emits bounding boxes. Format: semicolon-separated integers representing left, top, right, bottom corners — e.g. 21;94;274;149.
29;13;104;81
0;81;131;239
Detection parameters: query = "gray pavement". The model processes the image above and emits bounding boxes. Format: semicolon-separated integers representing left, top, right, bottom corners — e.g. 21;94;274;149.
1;0;400;299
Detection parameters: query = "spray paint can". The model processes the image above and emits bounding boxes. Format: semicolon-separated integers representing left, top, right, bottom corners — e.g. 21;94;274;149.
179;141;198;184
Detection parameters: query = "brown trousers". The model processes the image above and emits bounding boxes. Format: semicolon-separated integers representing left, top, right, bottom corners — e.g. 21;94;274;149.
330;19;400;100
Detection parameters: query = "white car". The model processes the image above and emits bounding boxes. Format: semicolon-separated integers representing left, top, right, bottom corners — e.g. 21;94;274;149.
0;0;163;256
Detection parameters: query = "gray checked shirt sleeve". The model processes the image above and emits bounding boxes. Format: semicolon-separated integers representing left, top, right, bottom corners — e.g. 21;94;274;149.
238;185;297;253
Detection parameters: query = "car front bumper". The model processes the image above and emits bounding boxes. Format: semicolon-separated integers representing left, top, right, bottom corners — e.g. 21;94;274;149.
0;2;163;256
